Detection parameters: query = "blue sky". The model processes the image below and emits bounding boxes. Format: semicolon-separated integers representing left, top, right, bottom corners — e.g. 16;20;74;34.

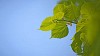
0;0;76;56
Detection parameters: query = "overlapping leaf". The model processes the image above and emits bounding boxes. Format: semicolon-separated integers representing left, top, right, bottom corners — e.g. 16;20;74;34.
53;4;67;15
40;16;55;31
53;12;64;20
76;18;87;32
51;21;69;38
71;31;82;54
64;2;80;21
40;12;64;31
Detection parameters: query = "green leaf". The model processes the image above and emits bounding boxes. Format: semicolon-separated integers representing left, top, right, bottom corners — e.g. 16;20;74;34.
81;2;92;16
80;32;86;42
68;0;85;7
64;2;80;21
76;2;90;32
40;17;56;31
53;12;64;20
51;21;69;38
40;12;64;31
76;18;87;32
53;4;67;15
71;31;82;54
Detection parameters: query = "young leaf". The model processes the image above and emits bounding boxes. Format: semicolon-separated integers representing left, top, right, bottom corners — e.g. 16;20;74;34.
53;12;64;20
39;17;56;31
64;2;80;21
51;22;69;38
71;31;82;54
53;4;67;15
76;18;87;32
40;12;64;31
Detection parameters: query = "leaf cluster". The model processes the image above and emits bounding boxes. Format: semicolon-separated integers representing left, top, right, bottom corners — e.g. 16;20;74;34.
39;0;100;56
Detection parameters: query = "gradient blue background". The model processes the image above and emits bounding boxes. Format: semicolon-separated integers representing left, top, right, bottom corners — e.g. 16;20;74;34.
0;0;76;56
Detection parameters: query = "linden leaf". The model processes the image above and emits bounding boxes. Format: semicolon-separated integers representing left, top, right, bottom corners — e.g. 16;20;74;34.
76;18;87;32
71;31;82;54
40;12;64;31
53;12;64;20
51;22;69;38
40;17;56;31
64;2;80;21
53;4;67;15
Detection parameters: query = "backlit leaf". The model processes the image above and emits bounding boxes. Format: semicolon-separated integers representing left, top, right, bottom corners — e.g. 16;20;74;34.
53;4;67;15
64;2;80;21
53;12;64;20
71;31;82;54
40;17;56;31
51;22;69;38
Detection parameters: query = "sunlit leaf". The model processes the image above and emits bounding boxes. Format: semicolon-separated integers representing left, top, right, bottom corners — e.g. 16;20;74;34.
76;18;87;32
39;17;56;31
64;2;80;21
40;12;64;31
53;12;64;20
71;31;82;54
51;22;69;38
53;4;67;15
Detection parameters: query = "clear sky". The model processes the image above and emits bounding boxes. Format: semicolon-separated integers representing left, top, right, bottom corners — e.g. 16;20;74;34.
0;0;76;56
